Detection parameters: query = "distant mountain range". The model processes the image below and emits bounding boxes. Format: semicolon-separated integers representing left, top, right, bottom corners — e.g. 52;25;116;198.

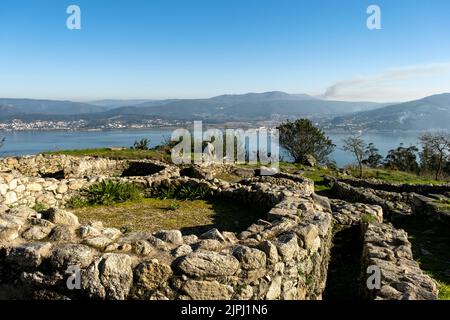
0;92;386;121
0;99;107;116
1;92;449;131
328;93;450;131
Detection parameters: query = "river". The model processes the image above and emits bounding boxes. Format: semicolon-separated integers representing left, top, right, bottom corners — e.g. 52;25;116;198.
0;129;421;167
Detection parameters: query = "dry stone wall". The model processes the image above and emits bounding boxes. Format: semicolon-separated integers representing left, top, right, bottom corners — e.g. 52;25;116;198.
0;156;334;300
411;194;450;225
0;155;441;300
338;177;450;195
329;198;439;300
361;222;438;300
0;156;179;208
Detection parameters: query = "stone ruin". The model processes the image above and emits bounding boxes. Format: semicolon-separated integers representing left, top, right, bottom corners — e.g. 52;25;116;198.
0;155;441;300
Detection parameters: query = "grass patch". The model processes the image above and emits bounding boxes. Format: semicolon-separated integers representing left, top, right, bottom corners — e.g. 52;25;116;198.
32;203;48;213
72;197;265;235
346;167;446;185
45;147;170;161
435;199;450;211
394;216;450;300
279;162;337;193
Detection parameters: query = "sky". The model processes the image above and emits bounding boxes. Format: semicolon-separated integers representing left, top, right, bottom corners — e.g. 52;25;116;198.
0;0;449;102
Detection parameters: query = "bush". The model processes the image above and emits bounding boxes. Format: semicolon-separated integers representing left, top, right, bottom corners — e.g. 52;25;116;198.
67;180;143;207
86;180;143;205
66;196;89;209
154;185;177;200
132;138;150;150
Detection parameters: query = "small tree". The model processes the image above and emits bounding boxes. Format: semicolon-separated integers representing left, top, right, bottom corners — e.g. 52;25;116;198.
419;132;450;180
132;138;150;150
342;135;366;178
362;143;383;168
277;119;335;166
385;144;420;173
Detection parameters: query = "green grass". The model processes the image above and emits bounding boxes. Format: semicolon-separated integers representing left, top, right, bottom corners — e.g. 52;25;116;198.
279;162;338;193
45;147;170;161
346;167;446;185
72;197;265;235
394;216;450;300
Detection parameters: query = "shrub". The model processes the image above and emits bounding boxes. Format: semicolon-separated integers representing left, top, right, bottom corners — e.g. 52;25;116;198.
177;185;212;200
85;180;143;205
132;138;150;150
67;180;143;207
65;196;89;209
154;185;177;200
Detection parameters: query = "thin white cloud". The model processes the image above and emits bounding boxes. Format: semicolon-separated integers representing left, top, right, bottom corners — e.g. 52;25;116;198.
321;62;450;102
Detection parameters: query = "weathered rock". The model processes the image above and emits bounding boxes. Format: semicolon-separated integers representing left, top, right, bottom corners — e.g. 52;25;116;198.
0;226;20;242
4;191;18;205
49;225;77;242
47;209;79;226
259;240;279;265
8;206;37;219
154;230;183;246
83;236;113;250
266;276;282;300
172;244;192;258
177;251;240;277
7;242;52;267
22;225;53;241
294;225;319;250
134;260;172;292
232;245;267;270
182;280;233;300
50;244;97;269
273;233;300;262
193;239;223;251
82;253;134;300
201;228;226;242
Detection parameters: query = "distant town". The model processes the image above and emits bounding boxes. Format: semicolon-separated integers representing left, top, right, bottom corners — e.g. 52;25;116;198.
0;119;188;131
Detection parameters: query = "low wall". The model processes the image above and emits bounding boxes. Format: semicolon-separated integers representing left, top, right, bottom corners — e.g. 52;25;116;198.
0;177;333;300
339;177;450;195
411;194;450;225
330;181;410;217
0;162;179;208
0;155;131;178
360;222;438;300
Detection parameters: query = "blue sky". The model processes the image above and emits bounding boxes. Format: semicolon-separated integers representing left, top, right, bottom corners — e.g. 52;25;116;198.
0;0;449;101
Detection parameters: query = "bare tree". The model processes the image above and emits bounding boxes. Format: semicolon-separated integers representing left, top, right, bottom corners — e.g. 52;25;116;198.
419;132;450;180
343;134;366;178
